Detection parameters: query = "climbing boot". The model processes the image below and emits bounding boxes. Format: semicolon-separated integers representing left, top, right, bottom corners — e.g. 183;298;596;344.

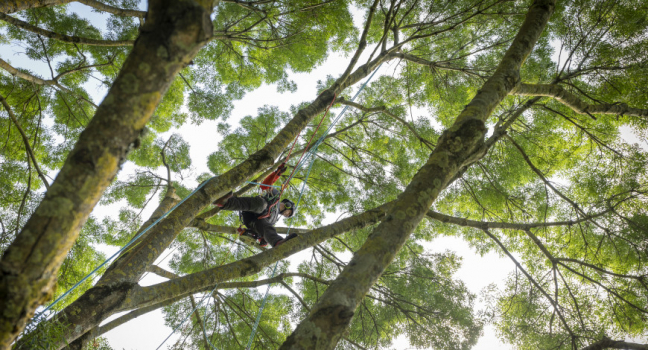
213;191;233;207
258;238;268;247
273;233;298;247
238;228;257;240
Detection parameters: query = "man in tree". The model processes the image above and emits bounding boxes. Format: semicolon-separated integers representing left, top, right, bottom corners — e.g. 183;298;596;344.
214;163;298;247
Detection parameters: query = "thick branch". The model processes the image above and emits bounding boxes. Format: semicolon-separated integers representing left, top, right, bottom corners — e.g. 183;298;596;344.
1;0;144;17
0;12;135;46
512;83;648;118
0;58;55;86
0;58;99;108
190;221;309;235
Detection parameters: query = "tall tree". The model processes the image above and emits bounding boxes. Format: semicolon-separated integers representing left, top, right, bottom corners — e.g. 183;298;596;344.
2;0;648;349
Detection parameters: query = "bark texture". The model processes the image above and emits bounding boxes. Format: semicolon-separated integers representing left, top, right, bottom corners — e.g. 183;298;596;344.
0;0;213;347
279;1;557;349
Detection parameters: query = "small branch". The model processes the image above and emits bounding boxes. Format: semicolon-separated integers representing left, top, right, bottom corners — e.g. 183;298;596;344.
425;209;608;231
336;97;435;150
391;52;489;78
53;61;114;81
556;258;648;285
160;136;173;191
541;104;623;157
0;93;49;189
506;135;587;218
481;228;574;337
337;0;380;87
280;281;310;311
0;12;135;47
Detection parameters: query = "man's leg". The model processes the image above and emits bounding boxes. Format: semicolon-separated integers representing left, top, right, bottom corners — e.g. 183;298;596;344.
255;218;283;247
221;196;267;214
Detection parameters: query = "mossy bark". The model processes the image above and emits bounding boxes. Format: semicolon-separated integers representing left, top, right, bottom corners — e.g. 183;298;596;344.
0;0;213;347
279;1;557;349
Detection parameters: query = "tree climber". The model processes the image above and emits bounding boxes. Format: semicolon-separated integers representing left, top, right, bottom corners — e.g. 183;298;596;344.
214;163;298;247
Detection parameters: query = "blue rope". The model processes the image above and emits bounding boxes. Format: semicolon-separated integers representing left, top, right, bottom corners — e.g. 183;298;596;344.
33;177;215;320
246;181;281;188
156;283;221;350
244;63;384;349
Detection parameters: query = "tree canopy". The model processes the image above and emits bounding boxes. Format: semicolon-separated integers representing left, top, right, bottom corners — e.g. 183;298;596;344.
1;0;648;349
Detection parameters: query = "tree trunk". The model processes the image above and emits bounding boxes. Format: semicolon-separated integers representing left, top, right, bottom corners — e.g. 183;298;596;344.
279;0;557;348
0;0;213;347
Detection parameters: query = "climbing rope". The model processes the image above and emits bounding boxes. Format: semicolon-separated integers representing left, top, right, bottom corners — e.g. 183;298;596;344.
244;62;384;349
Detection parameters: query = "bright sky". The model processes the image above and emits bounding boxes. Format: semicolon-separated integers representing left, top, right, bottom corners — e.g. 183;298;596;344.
1;3;520;349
